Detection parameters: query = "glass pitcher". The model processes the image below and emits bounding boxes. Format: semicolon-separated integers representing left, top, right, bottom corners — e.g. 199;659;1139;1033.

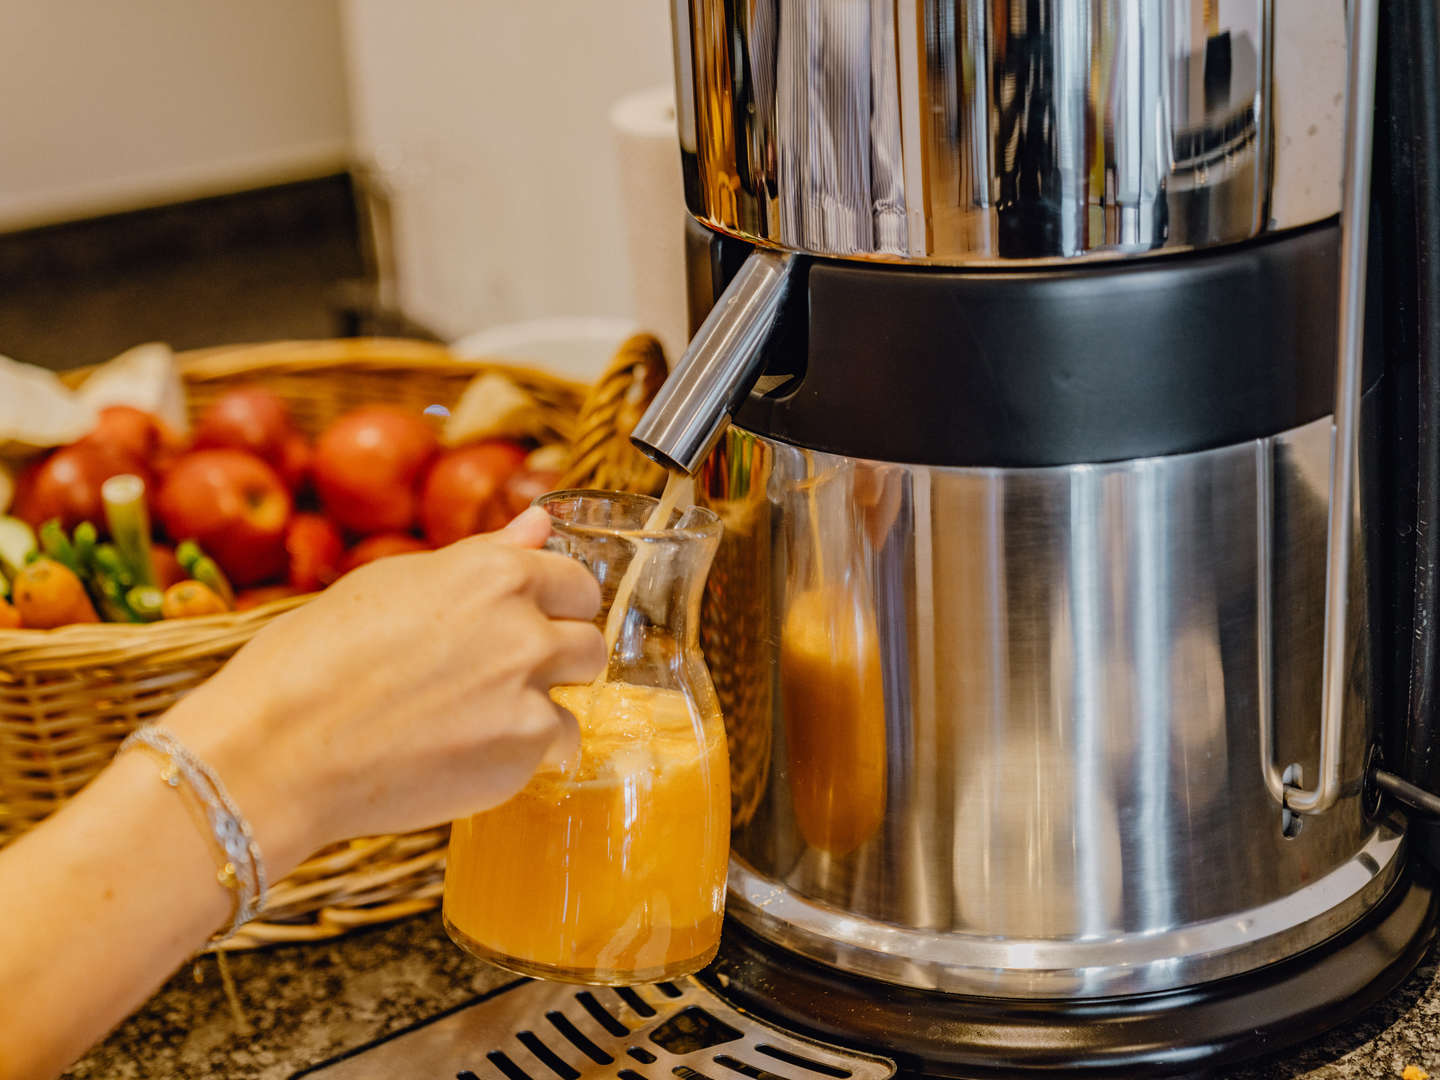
443;490;729;985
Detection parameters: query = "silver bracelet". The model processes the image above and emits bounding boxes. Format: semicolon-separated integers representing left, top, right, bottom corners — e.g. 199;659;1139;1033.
119;723;268;941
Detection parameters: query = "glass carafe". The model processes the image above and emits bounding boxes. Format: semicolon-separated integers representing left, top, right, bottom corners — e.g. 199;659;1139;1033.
443;490;729;985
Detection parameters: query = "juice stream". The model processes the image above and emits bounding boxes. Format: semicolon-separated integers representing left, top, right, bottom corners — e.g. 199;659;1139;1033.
596;474;695;671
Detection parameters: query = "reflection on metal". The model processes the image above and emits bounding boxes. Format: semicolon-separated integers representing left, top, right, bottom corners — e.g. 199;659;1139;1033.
675;0;1345;263
727;826;1403;997
697;415;1385;996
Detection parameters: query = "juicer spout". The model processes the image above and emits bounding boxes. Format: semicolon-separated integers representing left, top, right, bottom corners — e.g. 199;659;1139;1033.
631;250;796;474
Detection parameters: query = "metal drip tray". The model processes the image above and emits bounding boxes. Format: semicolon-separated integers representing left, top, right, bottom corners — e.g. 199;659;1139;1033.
295;976;896;1080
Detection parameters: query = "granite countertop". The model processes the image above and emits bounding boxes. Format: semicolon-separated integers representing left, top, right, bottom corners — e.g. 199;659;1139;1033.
65;912;1440;1080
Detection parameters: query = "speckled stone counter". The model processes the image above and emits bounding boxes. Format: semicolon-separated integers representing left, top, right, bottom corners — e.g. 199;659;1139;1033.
64;912;1440;1079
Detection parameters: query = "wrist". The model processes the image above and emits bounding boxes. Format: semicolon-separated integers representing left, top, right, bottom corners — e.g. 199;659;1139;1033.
161;679;321;885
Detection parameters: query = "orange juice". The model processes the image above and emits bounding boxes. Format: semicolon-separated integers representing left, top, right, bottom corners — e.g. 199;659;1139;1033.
444;681;730;984
781;586;887;855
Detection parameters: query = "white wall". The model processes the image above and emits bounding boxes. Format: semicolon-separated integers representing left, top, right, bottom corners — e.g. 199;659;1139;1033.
0;0;351;231
340;0;675;340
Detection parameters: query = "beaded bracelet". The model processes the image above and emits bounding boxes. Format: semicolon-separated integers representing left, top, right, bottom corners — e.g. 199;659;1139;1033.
119;723;268;941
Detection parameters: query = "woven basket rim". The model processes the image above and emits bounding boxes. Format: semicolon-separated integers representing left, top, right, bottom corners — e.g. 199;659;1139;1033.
144;337;592;397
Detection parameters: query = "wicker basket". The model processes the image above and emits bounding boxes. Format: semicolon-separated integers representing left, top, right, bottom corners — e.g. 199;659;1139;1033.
0;335;668;948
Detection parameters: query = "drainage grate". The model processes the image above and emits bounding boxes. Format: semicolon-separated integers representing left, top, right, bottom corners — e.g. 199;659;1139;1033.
296;976;895;1080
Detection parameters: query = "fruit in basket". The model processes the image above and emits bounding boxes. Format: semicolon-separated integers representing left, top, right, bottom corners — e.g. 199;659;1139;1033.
286;513;344;592
156;450;291;587
420;440;528;547
315;406;439;535
277;432;314;493
12;442;147;533
12;557;99;628
341;532;429;573
195;386;293;460
0;598;19;629
161;580;228;618
501;468;563;519
150;543;185;589
79;405;184;475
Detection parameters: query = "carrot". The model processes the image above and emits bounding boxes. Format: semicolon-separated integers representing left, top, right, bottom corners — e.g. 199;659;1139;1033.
12;557;99;628
161;581;228;619
0;598;20;629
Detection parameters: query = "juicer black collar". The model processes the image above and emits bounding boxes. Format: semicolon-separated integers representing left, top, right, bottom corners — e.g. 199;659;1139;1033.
690;221;1381;468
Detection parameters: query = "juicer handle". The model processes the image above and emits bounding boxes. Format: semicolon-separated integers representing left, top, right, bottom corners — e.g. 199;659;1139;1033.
1261;0;1379;815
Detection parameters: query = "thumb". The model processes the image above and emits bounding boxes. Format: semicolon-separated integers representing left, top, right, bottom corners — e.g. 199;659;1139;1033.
490;505;551;549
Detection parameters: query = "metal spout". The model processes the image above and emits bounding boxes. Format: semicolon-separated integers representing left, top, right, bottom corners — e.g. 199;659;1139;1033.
631;251;796;474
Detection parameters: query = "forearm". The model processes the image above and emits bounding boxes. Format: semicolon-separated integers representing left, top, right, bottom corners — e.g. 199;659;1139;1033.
0;750;230;1077
0;692;314;1080
0;519;602;1078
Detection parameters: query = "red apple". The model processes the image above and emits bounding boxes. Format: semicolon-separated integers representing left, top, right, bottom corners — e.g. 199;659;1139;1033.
341;532;429;573
286;513;344;592
277;432;314;494
12;442;148;532
315;406;439;535
155;450;292;587
195;387;296;464
501;468;563;521
150;543;186;590
420;440;528;547
78;405;186;474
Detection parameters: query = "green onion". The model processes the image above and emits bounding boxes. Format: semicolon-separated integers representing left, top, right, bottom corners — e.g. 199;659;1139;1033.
101;474;156;588
38;519;82;576
190;556;235;609
125;585;164;622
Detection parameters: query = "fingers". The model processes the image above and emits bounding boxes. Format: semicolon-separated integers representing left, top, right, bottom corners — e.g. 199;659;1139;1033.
491;506;551;549
538;697;582;774
534;619;608;688
449;510;600;620
524;550;602;621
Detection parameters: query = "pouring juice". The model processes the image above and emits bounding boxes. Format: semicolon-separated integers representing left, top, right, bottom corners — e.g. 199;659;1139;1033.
443;484;729;984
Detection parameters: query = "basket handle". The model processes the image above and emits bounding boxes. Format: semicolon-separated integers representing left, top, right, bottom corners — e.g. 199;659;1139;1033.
560;334;670;495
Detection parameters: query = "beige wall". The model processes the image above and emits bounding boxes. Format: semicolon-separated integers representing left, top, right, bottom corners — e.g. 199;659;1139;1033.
340;0;675;338
0;0;352;231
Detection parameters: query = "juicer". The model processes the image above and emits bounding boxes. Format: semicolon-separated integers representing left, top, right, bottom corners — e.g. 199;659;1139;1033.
297;2;1440;1076
623;0;1440;1071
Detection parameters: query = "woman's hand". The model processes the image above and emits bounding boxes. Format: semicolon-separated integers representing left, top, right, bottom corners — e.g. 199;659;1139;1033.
168;506;607;878
0;507;607;1080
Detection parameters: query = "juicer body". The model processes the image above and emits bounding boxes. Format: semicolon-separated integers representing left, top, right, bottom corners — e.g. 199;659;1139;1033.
698;411;1397;997
643;0;1440;1022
